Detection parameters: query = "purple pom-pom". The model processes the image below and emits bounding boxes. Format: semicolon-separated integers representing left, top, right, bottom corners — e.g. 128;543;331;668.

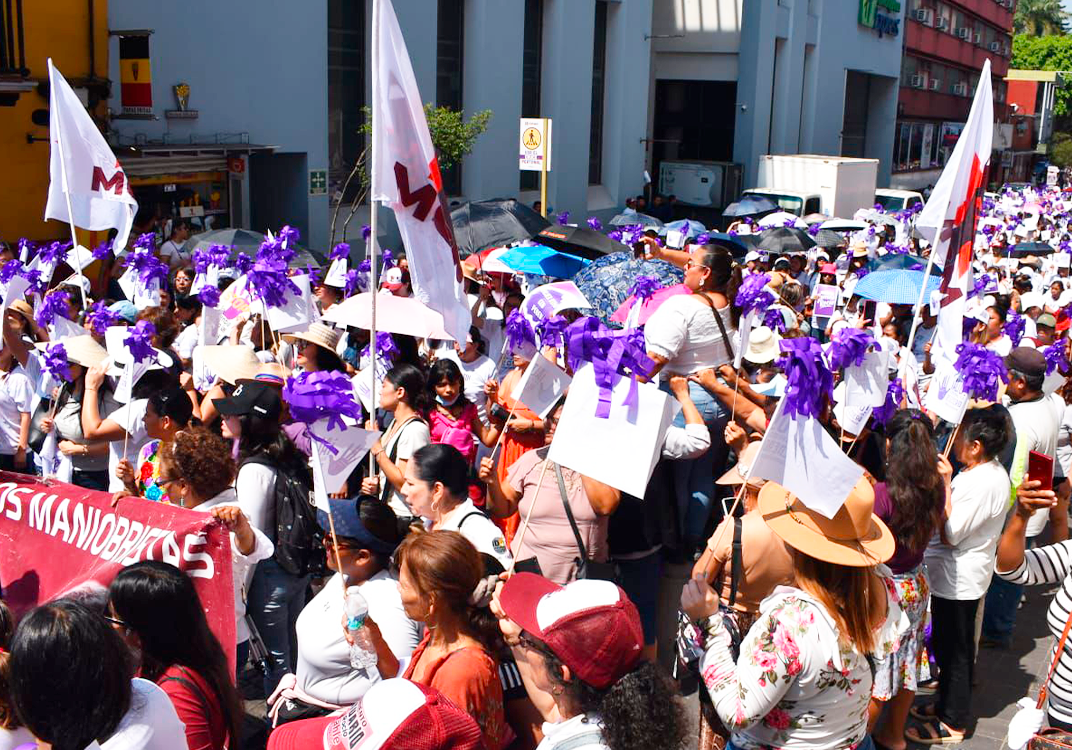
807;224;821;236
777;337;834;419
282;370;363;432
871;379;905;427
361;332;401;364
124;320;157;363
1003;311;1026;347
381;249;395;272
35;289;71;328
536;315;569;349
505;310;536;353
628;275;662;302
247;258;300;309
556;212;570;226
357;258;372;274
361;225;371;241
608;230;624;243
827;328;875;371
43;343;71;382
85;301;120;336
0;260;22;285
38;240;72;269
953;342;1008;402
330;242;350;262
763;307;787;333
344;269;362;296
91;240;113;261
234;253;254;275
1045;342;1070;376
198;286;221;309
587;217;603;231
695;232;710;245
735;273;775;317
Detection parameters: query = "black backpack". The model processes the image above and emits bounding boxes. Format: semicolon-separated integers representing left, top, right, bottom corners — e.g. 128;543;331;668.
242;454;323;577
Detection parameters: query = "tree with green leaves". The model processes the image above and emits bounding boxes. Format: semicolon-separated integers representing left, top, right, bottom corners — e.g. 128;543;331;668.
330;105;492;247
1011;34;1072;131
1052;132;1072;168
1014;0;1069;35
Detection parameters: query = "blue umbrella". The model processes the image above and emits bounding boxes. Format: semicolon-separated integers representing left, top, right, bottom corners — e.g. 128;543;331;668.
722;195;777;217
853;270;941;305
495;244;589;279
658;219;708;238
572;251;684;324
867;253;940;275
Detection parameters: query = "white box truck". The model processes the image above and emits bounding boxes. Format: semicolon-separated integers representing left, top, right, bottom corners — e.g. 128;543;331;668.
742;154;879;218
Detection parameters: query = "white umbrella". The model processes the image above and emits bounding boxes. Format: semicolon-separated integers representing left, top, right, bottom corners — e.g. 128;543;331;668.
609;211;663;228
481;247;517;274
819;219;868;232
321;292;454;340
757;211;806;229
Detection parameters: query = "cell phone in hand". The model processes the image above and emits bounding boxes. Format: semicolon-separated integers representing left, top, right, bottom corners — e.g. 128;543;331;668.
1028;450;1055;492
862;300;878;324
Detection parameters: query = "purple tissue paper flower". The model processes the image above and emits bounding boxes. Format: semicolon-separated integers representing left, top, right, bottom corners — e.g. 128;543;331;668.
38;240;71;269
330;242;350;262
361;225;371;241
587;217;603;231
777;337;834;419
763;307;787;333
953;342;1008;402
735;273;775;317
381;249;395;272
282;370;363;432
357;258;372;274
0;260;22;285
871;378;905;428
505;310;536;353
361;332;401;364
827;328;875;371
807;224;821;236
247;258;300;309
198;286;221;309
124;320;157;363
695;232;711;245
21;268;44;296
536;315;569;349
344;269;362;297
628;275;661;302
556;212;570;226
1045;342;1070;376
35;289;71;328
608;230;624;243
43;343;71;382
85;301;120;336
278;225;300;250
1003;311;1026;347
91;240;113;261
234;253;254;275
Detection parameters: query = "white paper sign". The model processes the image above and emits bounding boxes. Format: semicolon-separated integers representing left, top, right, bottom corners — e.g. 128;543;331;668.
133;278;162;309
266;274;321;333
200;306;223;346
50;315;90;341
924;362;970;424
513;354;572;419
750;397;865;520
68;245;95;271
520;281;592;325
117;267;136;301
832;382;873;435
310;420;381;508
0;276;30;320
324;258;348;288
353;358;390;414
547;364;677;497
735;310;755;370
845;348;889;408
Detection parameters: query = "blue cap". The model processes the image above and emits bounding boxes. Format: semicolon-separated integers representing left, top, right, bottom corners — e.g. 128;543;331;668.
317;497;398;556
108;300;137;323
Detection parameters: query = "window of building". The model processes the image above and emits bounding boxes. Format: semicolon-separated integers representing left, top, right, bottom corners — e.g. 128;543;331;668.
520;0;544;192
588;0;608;185
328;0;365;203
894;121;942;172
437;0;465;195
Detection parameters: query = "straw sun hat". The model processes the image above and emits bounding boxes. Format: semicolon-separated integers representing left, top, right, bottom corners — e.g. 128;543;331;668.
758;477;893;567
34;335;108;369
283;322;341;352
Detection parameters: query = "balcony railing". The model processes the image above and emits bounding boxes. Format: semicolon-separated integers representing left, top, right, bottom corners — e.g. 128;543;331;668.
0;0;27;77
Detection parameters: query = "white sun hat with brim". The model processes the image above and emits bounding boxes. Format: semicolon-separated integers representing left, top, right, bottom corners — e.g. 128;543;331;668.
34;335;108;369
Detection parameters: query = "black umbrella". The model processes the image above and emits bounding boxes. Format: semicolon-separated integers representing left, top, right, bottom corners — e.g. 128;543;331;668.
815;229;848;249
1008;241;1055;257
534;224;623;260
757;227;817;255
450;199;549;258
722;195;778;217
708;232;758;258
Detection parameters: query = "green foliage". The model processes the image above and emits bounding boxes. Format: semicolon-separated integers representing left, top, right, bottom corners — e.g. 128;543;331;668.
1014;0;1069;35
1011;34;1072;127
1052;133;1072;168
355;104;492;186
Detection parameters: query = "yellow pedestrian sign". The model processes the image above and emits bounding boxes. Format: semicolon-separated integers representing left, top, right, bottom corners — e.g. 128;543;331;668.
519;118;551;173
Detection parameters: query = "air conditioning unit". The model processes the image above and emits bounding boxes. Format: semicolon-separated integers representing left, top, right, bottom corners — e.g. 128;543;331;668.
957;27;970;39
974;32;982;44
953;82;968;96
989;41;1001;52
911;74;926;88
935;17;949;30
1004;44;1011;55
914;7;931;23
929;78;941;90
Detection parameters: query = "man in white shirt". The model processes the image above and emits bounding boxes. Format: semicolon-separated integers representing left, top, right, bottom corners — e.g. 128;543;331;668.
982;347;1064;648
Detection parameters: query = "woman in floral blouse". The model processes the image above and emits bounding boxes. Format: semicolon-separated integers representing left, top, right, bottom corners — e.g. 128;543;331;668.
682;477;906;750
116;386;195;503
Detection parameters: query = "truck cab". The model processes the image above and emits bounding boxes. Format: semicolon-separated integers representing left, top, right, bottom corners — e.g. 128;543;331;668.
741;188;822;217
874;189;924;212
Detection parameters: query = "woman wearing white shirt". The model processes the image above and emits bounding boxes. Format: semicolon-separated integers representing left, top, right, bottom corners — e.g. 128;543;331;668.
269;497;419;725
910;405;1013;744
214;381;311;695
0;346;32;473
156;428;274;674
644;242;740;551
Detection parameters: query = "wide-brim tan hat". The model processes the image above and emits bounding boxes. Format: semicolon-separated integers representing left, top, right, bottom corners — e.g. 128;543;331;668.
8;300;33;323
851;241;870;258
35;335;108;369
745;326;781;364
283;322;341;352
202;345;260;385
758;478;893;567
717;441;764;487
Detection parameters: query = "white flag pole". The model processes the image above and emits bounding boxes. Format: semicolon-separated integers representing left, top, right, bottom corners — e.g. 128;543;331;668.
368;0;381;476
47;59;92;312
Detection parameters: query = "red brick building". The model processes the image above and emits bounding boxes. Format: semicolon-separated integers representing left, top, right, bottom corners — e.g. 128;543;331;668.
891;0;1015;190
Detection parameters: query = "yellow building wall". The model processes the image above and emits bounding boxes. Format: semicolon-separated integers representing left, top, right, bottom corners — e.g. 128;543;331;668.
2;0;110;246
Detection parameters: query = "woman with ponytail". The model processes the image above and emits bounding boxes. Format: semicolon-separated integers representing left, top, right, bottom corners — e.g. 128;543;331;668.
493;573;688;750
643;242;743;552
868;410;950;750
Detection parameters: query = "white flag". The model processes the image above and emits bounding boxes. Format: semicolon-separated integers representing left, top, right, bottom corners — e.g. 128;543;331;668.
372;0;469;343
914;60;993;366
44;60;138;250
513;354;572;419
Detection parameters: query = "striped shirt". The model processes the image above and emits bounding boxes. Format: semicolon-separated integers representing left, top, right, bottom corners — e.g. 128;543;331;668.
998;541;1072;724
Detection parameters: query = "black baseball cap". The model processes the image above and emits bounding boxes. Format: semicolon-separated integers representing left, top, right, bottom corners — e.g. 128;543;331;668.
1005;346;1047;379
212;381;282;421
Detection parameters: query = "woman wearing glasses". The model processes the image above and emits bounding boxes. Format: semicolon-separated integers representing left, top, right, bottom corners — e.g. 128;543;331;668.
156;427;274;674
643;242;743;553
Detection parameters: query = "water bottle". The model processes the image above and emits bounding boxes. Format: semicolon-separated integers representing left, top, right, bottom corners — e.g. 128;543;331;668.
344;586;379;672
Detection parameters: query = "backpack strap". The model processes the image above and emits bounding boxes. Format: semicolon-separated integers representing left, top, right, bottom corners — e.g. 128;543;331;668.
458;510;488;531
727;516;743;608
380;416;420;504
555;463;589;562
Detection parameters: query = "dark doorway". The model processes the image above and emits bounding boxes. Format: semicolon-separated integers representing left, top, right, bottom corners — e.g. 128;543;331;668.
651;79;737;191
250;153;309;239
841;70;871;158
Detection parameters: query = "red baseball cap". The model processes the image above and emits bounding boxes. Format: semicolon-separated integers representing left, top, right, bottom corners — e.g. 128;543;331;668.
499;573;643;690
267;679;483;750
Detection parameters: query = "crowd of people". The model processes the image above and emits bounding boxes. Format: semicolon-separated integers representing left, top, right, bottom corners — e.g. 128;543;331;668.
3;182;1072;750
